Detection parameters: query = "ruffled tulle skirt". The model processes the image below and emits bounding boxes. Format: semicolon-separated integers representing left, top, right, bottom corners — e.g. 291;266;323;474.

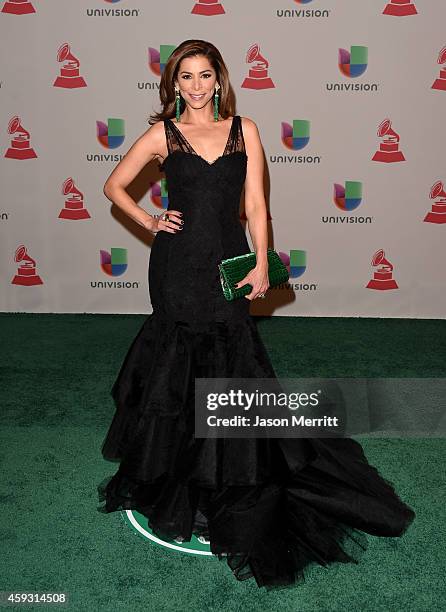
97;310;416;590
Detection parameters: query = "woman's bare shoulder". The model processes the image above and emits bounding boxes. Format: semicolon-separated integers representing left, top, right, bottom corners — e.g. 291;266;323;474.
239;116;261;143
239;115;260;133
239;115;257;126
142;119;165;141
133;119;166;156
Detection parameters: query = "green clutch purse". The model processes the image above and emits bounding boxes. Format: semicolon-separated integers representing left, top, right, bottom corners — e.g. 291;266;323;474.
218;248;289;301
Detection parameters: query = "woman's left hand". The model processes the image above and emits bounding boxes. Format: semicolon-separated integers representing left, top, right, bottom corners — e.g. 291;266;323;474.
235;265;270;300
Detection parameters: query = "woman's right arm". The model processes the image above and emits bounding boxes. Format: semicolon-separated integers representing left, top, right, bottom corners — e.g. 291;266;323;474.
103;121;181;235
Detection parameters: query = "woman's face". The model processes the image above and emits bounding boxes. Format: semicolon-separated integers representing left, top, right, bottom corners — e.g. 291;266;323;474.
175;55;218;110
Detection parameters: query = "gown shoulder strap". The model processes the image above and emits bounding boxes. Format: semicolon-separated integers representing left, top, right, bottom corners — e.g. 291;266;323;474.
226;115;246;155
163;118;194;155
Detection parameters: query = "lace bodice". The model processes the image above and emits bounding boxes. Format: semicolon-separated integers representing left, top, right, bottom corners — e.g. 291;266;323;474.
159;115;246;170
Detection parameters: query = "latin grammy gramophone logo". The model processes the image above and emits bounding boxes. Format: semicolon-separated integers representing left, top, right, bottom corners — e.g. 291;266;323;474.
100;248;128;276
339;46;368;78
11;245;43;286
372;119;405;163
191;0;225;16
148;45;176;77
424;181;446;224
282;120;310;150
1;0;35;14
59;177;91;220
432;46;446;92
334;181;362;211
241;44;275;89
53;43;87;89
366;249;398;290
4;116;37;159
96;118;125;149
383;0;417;16
149;180;169;210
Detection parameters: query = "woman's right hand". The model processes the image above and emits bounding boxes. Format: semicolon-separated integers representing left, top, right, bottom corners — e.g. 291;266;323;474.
146;210;184;234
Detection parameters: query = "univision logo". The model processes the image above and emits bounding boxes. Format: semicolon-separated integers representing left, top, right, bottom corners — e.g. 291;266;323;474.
269;120;321;164
86;0;139;17
91;248;140;289
149;45;177;76
97;118;125;149
276;0;330;18
101;247;127;276
326;46;379;92
138;45;176;91
322;181;373;224
149;180;169;210
283;119;310;149
280;250;305;278
86;118;125;162
278;250;318;291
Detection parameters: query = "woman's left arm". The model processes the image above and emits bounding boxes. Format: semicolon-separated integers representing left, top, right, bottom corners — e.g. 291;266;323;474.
236;117;270;300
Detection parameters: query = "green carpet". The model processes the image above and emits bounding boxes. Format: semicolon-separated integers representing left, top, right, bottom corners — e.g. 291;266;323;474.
1;313;444;611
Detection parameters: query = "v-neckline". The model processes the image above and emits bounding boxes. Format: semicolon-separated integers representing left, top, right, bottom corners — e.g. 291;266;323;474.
166;115;236;166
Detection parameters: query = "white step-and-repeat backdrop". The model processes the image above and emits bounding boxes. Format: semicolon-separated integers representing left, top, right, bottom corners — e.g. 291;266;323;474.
1;0;445;318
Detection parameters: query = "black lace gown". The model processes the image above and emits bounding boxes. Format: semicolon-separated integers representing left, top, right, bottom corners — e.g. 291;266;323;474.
98;115;415;590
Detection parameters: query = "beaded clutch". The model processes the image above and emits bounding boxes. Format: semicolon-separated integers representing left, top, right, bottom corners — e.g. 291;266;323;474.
218;248;289;301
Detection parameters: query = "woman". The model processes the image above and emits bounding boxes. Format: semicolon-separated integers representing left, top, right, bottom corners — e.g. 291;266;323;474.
98;39;415;591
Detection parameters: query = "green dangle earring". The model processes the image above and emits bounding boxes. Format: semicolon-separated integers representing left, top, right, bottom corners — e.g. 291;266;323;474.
214;85;220;121
175;86;181;122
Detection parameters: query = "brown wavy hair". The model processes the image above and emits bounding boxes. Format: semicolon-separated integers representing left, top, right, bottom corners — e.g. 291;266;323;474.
148;39;236;125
